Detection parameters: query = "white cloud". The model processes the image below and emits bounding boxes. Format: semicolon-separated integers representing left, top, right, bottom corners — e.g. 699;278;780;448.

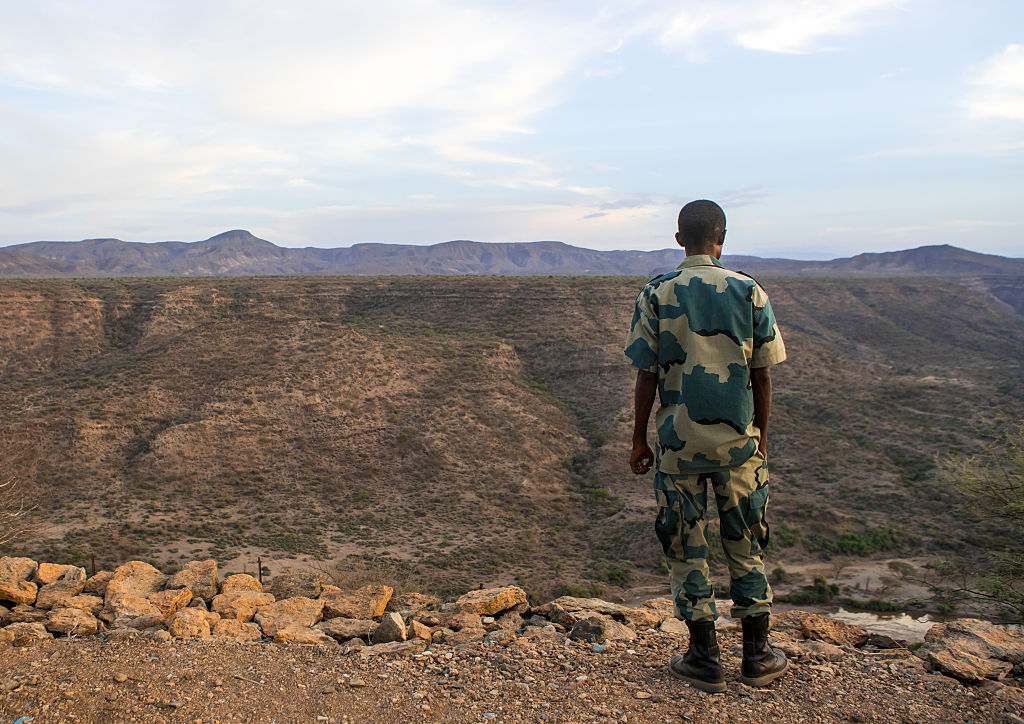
657;0;900;55
964;44;1024;120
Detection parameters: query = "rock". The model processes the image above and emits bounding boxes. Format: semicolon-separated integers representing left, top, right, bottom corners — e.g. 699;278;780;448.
359;639;428;657
371;612;407;644
455;586;527;617
255;597;324;637
35;563;73;585
485;628;517;645
0;556;38;583
316;618;377;642
105;629;139;643
538;603;577;629
45;608;100;636
640;597;675;620
388;592;442;617
569;614;637;643
340;638;367;653
213;619;263;641
4;622;53;646
544;596;660;630
127;612;166;630
273;625;338;646
0;604;8;625
445;610;483;631
0;580;37;606
433;627;486;645
413;610;446;627
798;640;846;662
166;560;219;601
866;633;905;649
0;627;13;647
407;619;432;642
211;591;275;622
321;585;393;620
101;594;160;627
35;566;87;610
519;624;564;643
149;629;172;643
83;570;114;597
220;574;262;594
167;608;212;638
147;588;193;620
659;618;688;635
916;618;1024;682
801;614;869;647
64;594;103;616
104;562;167;602
494;609;524;632
266;572;326;600
189;597;209;610
5;604;47;624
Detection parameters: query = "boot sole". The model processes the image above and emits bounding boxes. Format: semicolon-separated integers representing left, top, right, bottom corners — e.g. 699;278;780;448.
668;664;727;693
739;658;790;688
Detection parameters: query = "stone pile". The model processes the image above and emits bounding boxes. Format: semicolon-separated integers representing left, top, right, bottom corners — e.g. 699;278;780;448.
1;556;1022;687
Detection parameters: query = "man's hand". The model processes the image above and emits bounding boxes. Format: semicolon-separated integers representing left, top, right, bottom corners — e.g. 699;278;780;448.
630;440;654;474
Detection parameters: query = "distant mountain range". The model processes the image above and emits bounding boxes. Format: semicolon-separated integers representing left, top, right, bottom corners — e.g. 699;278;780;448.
2;229;1022;280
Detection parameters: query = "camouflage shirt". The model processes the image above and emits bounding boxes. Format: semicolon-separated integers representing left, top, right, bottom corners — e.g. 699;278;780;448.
624;254;787;475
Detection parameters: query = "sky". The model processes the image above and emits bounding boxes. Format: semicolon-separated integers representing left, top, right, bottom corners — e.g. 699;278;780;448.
0;1;1022;259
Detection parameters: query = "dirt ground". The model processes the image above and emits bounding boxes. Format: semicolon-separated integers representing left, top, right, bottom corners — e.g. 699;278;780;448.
2;625;1021;724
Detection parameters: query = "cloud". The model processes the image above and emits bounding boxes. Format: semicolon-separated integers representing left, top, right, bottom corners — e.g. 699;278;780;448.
964;44;1024;121
657;0;900;55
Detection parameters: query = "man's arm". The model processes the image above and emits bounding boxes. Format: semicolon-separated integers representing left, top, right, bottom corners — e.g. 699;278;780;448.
630;369;658;474
750;366;772;456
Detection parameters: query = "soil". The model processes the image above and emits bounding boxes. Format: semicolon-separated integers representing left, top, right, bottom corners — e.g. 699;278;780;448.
2;625;1021;724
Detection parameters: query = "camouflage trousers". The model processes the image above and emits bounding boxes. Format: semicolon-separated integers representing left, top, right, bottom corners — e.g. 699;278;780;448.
654;451;772;622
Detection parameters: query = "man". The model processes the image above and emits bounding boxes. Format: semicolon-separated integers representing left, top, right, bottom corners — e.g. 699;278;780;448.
624;199;788;692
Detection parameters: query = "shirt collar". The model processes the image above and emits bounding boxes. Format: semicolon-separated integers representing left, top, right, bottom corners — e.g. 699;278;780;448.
677;254;724;270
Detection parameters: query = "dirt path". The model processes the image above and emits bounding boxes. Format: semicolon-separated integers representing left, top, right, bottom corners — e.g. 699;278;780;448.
2;626;1019;724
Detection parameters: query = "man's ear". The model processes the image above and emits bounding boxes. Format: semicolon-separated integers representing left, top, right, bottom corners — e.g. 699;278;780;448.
675;232;684;248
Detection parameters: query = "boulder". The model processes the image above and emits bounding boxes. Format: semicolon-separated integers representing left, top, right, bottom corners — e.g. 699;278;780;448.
273;625;338;646
445;610;483;631
166;560;219;601
0;580;37;606
213;619;263;641
167;608;212;638
266;572;326;600
359;639;428;657
0;604;8;625
83;570;114;597
0;556;38;583
104;562;167;602
102;594;160;627
35;566;87;610
412;609;447;627
546;596;660;630
316;617;377;642
5;621;53;646
387;592;441;617
255;597;324;637
127;612;166;630
801;614;869;647
371;612;407;644
211;591;275;622
433;626;487;646
64;594;103;616
148;588;193;620
659;618;688;636
537;603;577;629
45;608;100;637
640;597;675;621
0;627;12;647
494;609;524;632
455;586;527;617
569;614;637;643
5;604;47;624
407;619;432;642
320;585;392;620
915;618;1024;683
220;574;262;594
35;563;73;585
189;597;209;610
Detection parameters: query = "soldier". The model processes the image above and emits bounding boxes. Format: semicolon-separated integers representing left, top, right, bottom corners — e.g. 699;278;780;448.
624;199;789;692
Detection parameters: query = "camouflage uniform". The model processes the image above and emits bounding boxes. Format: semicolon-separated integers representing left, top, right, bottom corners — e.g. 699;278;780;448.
624;255;786;622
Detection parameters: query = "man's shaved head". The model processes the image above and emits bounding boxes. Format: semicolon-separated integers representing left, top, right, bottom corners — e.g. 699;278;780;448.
677;200;726;250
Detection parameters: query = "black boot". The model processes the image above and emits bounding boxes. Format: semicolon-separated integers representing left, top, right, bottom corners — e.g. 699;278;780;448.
740;613;789;687
669;619;726;693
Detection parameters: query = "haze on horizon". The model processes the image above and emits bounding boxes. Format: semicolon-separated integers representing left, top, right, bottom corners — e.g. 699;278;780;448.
1;1;1022;260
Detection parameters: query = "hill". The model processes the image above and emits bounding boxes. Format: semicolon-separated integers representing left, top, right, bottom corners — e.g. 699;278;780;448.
1;275;1021;605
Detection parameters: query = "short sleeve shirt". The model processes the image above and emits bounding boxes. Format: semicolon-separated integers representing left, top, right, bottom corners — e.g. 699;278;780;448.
624;255;787;475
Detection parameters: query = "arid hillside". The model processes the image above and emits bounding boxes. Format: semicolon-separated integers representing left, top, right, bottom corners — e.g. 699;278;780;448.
1;275;1022;602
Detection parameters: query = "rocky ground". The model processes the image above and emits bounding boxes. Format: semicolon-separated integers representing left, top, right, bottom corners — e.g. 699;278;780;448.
2;557;1022;723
